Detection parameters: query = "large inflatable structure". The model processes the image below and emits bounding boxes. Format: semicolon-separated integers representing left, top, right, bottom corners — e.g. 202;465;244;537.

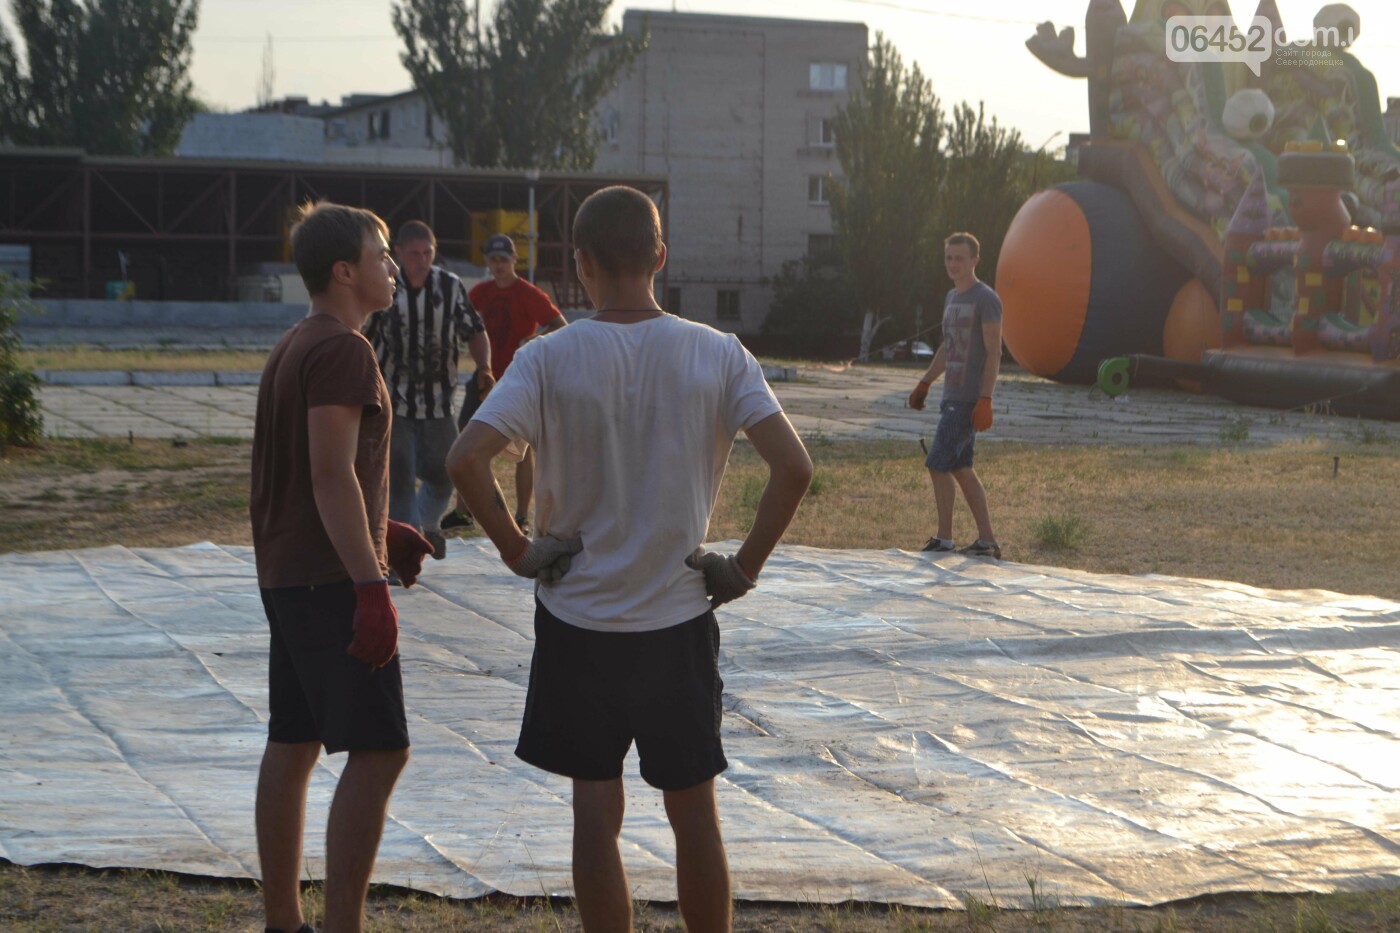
997;0;1400;418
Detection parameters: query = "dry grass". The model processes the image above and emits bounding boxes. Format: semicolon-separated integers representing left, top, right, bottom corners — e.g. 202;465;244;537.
2;864;1397;932
7;437;1396;601
707;438;1400;601
17;347;270;372
1;435;1398;929
0;437;253;551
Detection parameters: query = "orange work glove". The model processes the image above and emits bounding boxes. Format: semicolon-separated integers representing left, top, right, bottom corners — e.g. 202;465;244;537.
972;396;994;432
347;580;399;668
475;367;495;397
908;381;931;411
386;519;434;587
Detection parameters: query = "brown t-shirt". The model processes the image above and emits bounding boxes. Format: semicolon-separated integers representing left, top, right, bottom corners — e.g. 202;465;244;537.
250;314;391;588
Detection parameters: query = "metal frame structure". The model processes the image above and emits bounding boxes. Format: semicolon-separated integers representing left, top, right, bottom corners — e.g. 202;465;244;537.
0;148;669;306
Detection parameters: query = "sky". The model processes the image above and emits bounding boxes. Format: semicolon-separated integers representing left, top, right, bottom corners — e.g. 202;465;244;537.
52;1;1400;152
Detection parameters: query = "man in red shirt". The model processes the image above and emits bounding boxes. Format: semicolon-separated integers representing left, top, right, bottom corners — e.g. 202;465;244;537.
453;233;567;531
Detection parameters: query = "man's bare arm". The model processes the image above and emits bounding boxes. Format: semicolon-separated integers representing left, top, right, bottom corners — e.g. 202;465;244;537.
540;313;568;335
734;412;814;577
980;319;1003;397
446;421;529;560
919;343;948;386
307;404;382;582
467;331;492;374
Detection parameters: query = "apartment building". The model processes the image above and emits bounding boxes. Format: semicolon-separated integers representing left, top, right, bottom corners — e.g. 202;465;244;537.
595;11;867;332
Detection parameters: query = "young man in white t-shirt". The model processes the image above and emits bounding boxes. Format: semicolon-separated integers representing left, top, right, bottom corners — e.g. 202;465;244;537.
447;185;812;932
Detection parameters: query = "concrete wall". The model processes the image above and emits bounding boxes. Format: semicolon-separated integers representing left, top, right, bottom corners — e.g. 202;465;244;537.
177;110;454;168
176;113;326;162
20;299;308;329
326;95;448;151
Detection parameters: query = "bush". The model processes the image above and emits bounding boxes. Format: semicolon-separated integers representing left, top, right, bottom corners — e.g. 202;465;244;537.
1030;513;1090;550
0;272;44;448
761;255;858;358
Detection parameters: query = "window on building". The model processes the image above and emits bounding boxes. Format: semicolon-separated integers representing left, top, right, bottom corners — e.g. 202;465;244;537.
367;112;377;140
667;286;682;314
809;62;848;91
808;175;831;204
812;116;836;147
808;233;838;262
716;289;741;321
425;108;434;139
380;109;391;138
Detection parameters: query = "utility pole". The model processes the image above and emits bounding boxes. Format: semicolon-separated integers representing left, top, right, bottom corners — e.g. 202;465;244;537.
474;0;482;165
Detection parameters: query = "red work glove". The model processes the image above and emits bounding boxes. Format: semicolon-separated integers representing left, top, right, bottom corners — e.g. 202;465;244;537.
475;367;495;398
386;519;434;587
908;381;931;411
348;580;398;668
972;395;994;432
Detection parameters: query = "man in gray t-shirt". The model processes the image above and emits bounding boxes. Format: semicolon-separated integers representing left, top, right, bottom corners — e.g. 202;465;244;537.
908;232;1004;558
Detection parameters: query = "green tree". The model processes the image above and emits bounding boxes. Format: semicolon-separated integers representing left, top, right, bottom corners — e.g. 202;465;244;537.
0;274;43;448
761;254;857;358
393;0;644;169
0;0;199;156
939;102;1030;293
830;35;945;360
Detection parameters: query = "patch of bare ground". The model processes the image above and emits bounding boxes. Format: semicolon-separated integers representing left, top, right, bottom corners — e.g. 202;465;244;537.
2;863;1398;932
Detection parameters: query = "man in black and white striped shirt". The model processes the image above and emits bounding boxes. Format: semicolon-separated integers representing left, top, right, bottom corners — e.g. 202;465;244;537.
365;220;493;564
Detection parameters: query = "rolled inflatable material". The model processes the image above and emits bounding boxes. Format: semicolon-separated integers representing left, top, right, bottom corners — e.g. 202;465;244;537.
1124;351;1400;419
1097;357;1131;396
998;180;1188;383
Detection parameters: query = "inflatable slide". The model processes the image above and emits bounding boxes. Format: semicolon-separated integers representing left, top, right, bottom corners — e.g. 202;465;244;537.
999;0;1400;418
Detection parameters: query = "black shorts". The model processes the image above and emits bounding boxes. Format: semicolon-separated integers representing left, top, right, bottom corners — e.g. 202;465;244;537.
515;599;728;791
261;581;410;754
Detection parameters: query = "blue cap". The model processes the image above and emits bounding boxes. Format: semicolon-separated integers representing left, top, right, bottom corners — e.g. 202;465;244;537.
484;234;517;258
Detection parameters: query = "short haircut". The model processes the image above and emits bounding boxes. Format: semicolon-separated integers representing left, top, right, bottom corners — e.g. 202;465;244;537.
290;201;389;295
573;186;664;279
945;232;981;257
396;219;436;248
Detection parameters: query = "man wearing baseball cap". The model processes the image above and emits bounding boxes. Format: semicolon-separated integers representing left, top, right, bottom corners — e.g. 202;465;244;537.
451;233;567;533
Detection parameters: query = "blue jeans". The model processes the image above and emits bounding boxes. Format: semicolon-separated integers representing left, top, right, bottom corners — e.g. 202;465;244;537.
389;415;459;532
926;400;976;473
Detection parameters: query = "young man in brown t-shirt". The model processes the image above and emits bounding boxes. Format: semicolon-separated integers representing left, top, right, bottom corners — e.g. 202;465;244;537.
249;201;434;933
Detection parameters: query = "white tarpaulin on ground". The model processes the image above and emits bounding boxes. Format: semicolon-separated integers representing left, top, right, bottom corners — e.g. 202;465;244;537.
1;541;1397;908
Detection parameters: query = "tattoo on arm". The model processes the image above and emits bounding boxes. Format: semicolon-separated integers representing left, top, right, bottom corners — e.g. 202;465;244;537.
492;483;509;514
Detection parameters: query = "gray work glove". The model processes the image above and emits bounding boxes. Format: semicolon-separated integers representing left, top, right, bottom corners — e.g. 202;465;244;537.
506;534;583;584
685;547;757;609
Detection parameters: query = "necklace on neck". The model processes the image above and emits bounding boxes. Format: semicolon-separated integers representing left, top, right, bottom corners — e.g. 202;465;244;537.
594;307;663;319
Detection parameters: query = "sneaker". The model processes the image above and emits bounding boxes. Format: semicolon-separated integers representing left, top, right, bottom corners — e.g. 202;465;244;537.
424;529;447;560
515;511;531;535
387;569;403;587
921;537;956;552
961;539;1002;559
441;509;473;531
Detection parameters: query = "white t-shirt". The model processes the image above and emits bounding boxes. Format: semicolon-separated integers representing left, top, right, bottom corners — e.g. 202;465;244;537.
471;314;782;632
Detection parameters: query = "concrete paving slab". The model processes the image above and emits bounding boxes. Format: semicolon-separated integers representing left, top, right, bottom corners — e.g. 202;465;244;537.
130;371;218;387
37;370;132;386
